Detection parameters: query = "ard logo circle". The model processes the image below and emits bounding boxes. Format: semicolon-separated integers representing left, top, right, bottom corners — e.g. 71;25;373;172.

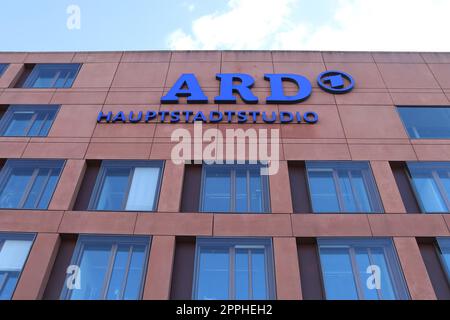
317;70;355;94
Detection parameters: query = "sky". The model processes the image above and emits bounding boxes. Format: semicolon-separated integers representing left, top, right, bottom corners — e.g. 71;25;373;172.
1;0;450;52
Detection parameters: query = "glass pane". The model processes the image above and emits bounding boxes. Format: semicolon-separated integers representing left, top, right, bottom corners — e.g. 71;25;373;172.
27;110;55;136
350;170;372;212
196;247;229;300
95;167;131;210
398;107;450;139
0;64;7;76
235;249;249;299
308;169;340;212
202;167;231;212
54;69;70;88
123;245;146;300
251;248;267;299
0;240;33;272
235;169;248;212
354;248;379;300
68;243;112;300
249;169;264;212
0;271;19;300
437;238;450;281
337;170;358;212
31;67;58;88
125;167;160;211
319;247;358;300
437;170;450;205
0;167;34;208
36;169;60;209
410;171;447;212
22;168;50;209
106;245;129;300
371;247;396;300
3;112;34;136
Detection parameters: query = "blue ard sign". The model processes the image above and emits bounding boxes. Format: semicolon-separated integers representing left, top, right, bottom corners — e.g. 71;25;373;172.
97;70;354;124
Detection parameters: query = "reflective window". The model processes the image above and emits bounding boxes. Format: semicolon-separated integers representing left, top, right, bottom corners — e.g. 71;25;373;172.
0;159;64;209
89;161;163;211
0;233;34;300
306;161;383;213
61;235;150;300
407;162;450;213
0;105;59;137
436;238;450;282
0;64;8;77
193;238;275;300
397;107;450;139
200;164;270;213
318;238;409;300
22;64;80;88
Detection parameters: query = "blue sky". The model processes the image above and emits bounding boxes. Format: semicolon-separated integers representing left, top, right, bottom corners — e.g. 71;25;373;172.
1;0;449;52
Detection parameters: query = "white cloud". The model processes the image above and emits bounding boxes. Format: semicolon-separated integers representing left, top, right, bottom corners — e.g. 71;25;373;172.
167;0;450;51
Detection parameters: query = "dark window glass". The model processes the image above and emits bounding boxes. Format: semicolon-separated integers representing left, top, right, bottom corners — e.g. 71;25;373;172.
0;233;35;300
397;107;450;139
200;164;270;213
0;159;64;209
88;161;164;212
317;238;409;300
22;64;80;88
193;238;275;300
406;162;450;213
0;105;59;137
306;161;383;213
0;64;8;77
60;235;150;300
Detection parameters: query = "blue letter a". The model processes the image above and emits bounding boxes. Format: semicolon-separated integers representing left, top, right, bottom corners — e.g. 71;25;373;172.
161;73;208;104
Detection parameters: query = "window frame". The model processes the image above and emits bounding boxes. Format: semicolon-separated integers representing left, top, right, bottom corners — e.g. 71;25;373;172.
199;164;271;213
406;162;450;213
22;63;81;88
0;105;60;137
192;237;276;300
0;232;36;300
397;106;450;139
0;64;8;77
88;160;164;212
305;161;384;213
0;159;65;210
317;237;410;300
60;235;151;300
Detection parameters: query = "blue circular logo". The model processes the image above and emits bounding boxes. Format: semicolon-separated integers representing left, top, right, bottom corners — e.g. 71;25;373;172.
317;70;354;94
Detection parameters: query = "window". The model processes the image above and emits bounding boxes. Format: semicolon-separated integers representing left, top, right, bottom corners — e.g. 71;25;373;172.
436;238;450;282
193;238;275;300
0;105;59;137
406;162;450;213
306;161;383;213
0;64;8;77
0;233;35;300
61;235;150;300
200;164;270;213
0;159;64;209
317;238;409;300
397;106;450;139
21;64;80;88
89;161;163;211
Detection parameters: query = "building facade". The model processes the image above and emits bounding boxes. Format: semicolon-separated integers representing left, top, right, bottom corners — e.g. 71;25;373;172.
0;50;449;300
